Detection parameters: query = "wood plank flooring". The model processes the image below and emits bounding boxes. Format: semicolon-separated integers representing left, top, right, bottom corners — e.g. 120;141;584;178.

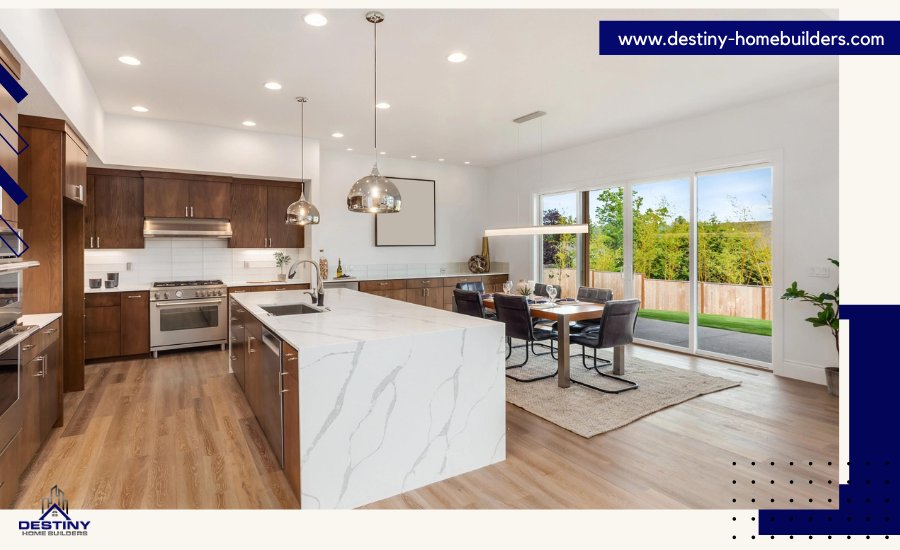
13;346;838;510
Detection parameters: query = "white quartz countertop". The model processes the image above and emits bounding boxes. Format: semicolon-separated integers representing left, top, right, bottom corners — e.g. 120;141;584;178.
323;271;509;283
84;279;311;294
231;287;498;351
0;313;62;354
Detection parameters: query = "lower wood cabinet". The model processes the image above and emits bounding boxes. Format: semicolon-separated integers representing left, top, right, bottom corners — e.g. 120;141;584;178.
85;291;150;361
0;431;23;508
358;274;509;312
282;342;300;503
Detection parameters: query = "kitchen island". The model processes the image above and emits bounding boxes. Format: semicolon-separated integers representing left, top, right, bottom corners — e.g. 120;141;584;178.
229;287;506;509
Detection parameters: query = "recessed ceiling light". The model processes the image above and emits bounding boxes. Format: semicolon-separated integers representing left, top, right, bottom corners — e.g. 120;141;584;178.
118;55;141;66
410;155;416;159
331;132;344;138
304;13;328;27
379;151;386;155
264;81;282;90
131;105;149;113
346;148;353;151
438;158;445;162
242;120;257;127
447;52;467;63
464;161;471;165
376;102;390;110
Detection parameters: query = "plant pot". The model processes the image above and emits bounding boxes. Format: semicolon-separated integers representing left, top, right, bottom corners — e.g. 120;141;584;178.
276;273;287;282
824;366;839;396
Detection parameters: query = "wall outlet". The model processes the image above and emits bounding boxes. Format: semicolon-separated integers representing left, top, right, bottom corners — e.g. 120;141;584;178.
808;266;831;278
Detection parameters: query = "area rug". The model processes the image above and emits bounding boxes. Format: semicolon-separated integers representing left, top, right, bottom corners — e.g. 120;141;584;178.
505;345;741;438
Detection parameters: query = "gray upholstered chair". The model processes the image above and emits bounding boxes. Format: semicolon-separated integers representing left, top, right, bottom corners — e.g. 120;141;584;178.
453;289;488;319
456;281;486;293
570;287;614;333
569;299;641;393
534;283;562;299
493;294;558;382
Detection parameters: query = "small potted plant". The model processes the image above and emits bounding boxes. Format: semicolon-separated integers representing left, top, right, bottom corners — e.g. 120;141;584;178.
516;280;533;297
274;251;292;282
781;258;839;395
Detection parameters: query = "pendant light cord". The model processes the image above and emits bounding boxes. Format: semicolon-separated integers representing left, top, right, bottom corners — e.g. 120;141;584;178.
373;19;378;166
301;99;305;181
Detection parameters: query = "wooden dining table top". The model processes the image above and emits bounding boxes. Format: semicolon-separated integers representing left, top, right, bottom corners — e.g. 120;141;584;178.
482;296;605;321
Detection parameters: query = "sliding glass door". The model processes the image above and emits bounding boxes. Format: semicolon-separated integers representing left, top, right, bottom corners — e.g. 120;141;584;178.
574;164;773;367
631;178;691;349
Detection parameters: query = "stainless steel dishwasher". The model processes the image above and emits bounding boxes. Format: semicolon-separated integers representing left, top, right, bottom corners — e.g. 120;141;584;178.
258;327;284;467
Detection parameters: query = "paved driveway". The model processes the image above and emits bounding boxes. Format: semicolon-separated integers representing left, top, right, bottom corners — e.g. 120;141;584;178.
634;317;772;363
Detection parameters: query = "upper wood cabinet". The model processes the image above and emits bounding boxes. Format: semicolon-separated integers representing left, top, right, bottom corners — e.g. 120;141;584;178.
230;179;304;249
63;135;87;204
143;172;231;219
85;169;144;249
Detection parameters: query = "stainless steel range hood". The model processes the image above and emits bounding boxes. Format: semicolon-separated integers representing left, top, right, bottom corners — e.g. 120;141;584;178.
143;218;232;239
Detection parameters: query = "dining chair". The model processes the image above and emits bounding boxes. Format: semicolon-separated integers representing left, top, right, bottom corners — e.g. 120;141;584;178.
568;299;641;393
455;281;486;293
569;287;614;333
492;294;558;382
453;289;493;319
534;283;562;298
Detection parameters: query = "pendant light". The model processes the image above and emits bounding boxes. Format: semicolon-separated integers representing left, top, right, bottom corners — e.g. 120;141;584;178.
286;96;321;225
347;11;402;214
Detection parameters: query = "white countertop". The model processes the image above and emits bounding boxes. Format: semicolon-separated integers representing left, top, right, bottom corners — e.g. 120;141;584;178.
231;287;498;351
84;279;311;294
0;313;62;354
323;271;509;283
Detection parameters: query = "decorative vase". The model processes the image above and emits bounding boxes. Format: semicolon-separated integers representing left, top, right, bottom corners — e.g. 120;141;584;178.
481;236;491;272
277;273;287;282
824;366;839;396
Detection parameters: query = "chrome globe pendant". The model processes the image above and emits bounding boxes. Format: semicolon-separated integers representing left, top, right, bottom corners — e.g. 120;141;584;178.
286;96;320;225
347;11;401;214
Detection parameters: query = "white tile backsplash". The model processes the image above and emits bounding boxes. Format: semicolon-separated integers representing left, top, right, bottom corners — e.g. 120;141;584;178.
85;239;304;285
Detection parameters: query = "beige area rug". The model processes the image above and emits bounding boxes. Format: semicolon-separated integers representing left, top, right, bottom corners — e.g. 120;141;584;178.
505;345;741;438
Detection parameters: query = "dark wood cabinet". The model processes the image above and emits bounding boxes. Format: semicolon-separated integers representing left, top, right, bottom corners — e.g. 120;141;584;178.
230;179;304;249
230;182;267;248
143;173;231;219
85;291;150;361
0;51;18;225
229;297;247;390
39;329;61;439
121;291;150;355
87;171;144;249
266;185;303;248
282;341;300;503
63;134;87;204
0;431;23;509
360;275;508;311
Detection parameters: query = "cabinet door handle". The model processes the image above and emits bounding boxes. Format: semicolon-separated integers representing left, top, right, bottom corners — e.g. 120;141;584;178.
89;236;94;249
231;355;238;360
281;389;289;393
43;327;58;334
97;237;100;248
284;354;297;362
185;206;189;217
247;336;256;353
190;206;194;218
22;344;34;351
76;184;84;201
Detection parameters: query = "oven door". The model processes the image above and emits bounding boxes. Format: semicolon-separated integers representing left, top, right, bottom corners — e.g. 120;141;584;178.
0;340;21;453
151;298;226;349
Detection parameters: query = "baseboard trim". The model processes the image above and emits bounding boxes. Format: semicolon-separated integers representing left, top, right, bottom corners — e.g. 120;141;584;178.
779;359;835;385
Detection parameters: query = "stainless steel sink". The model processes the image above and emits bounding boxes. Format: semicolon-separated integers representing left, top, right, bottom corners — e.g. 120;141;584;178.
260;303;324;316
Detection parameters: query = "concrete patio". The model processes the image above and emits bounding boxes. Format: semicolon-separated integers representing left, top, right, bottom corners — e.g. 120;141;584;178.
635;317;772;363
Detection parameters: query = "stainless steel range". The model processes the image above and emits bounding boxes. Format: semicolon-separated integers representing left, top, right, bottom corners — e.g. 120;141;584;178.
150;280;228;357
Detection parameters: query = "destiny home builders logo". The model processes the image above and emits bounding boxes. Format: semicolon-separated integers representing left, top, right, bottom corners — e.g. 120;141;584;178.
18;485;90;537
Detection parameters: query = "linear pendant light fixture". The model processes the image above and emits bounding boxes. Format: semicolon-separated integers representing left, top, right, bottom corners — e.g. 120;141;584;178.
346;11;402;214
285;97;321;225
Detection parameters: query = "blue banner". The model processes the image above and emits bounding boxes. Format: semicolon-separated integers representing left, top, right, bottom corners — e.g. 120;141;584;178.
599;21;900;55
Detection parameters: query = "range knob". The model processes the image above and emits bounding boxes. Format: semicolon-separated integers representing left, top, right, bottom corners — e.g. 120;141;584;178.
164;292;169;299
154;292;159;299
175;290;183;298
197;290;205;297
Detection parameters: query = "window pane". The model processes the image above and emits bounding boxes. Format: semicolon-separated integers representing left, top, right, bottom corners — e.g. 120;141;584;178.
632;178;691;349
696;166;772;364
540;192;579;298
586;187;625;298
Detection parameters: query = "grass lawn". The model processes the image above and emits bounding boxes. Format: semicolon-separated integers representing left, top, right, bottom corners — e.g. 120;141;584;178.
637;309;772;337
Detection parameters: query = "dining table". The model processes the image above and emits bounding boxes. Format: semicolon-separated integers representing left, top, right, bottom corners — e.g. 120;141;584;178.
483;295;626;388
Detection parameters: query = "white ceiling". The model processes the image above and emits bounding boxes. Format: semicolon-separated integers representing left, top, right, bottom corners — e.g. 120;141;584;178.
56;9;837;167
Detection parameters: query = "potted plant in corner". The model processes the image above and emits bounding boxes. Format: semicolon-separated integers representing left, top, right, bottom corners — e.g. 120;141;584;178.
781;258;839;395
274;251;292;282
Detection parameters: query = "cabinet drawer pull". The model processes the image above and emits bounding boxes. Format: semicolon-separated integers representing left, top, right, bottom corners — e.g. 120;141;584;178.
43;328;58;334
231;355;238;360
284;354;297;362
275;288;286;291
185;206;189;217
126;295;143;299
190;206;194;218
22;344;34;351
379;282;389;286
231;336;238;342
281;389;289;393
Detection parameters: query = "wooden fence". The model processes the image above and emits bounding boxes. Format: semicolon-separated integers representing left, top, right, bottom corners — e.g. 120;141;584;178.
542;269;772;320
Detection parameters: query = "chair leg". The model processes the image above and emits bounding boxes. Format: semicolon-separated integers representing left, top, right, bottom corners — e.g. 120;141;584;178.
573;353;638;393
506;337;512;360
530;339;558;359
505;339;558;382
579;345;611;369
506;339;530;369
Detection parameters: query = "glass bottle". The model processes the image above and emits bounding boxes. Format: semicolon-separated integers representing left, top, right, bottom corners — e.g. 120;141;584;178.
336;258;343;278
318;249;329;281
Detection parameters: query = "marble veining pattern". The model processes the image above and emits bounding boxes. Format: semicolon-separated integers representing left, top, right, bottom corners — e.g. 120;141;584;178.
231;288;506;509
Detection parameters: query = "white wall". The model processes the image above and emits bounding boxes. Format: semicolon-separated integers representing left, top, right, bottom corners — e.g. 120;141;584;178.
0;9;105;154
487;83;839;382
312;150;490;268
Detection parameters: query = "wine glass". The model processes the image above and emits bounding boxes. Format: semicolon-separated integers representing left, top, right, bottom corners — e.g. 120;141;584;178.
547;285;558;303
502;280;512;294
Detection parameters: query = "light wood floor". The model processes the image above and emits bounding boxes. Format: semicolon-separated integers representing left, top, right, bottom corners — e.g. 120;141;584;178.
14;346;838;509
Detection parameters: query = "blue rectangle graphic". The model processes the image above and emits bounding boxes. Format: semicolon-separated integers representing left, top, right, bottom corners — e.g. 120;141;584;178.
0;62;27;102
599;20;900;55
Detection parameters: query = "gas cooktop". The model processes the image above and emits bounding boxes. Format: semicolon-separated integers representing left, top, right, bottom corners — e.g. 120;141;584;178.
152;280;224;288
